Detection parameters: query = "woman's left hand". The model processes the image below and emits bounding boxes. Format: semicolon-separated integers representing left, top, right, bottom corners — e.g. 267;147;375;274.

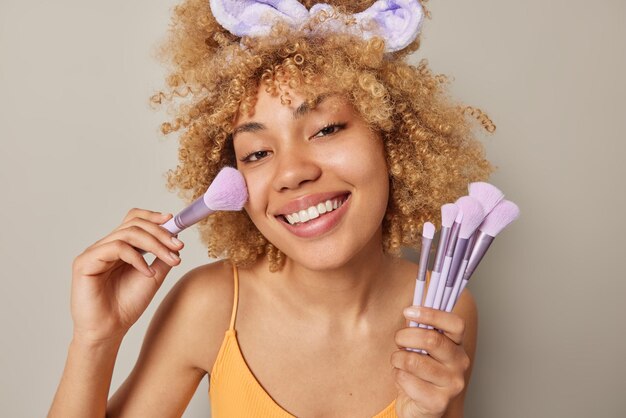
391;306;472;418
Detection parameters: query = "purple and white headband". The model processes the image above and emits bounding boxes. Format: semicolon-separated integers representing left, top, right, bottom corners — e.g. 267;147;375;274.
208;0;425;52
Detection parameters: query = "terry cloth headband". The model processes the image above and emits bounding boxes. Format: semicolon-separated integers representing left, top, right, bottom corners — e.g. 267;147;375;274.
209;0;424;52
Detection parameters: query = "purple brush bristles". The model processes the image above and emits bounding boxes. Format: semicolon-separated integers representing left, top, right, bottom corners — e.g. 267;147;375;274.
468;182;505;215
441;203;459;228
477;200;520;237
159;167;248;236
422;222;435;240
137;167;248;255
204;167;249;211
455;196;486;240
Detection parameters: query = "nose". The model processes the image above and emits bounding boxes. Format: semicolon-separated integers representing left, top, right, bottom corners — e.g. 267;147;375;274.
272;145;322;192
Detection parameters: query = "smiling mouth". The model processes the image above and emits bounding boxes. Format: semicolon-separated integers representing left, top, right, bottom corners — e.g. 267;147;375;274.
277;193;351;226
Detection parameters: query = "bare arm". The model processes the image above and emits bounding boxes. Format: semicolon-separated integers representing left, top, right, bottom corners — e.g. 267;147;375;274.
47;206;234;417
48;335;123;418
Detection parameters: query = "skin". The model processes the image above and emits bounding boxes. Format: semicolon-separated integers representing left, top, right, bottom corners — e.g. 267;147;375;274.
48;87;477;418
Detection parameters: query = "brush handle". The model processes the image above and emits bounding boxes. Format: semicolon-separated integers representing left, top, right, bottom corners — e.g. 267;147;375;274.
138;196;215;255
423;270;441;311
433;255;452;310
432;227;451;272
420;270;441;330
407;280;428;354
409;280;426;328
445;258;468;312
440;238;469;309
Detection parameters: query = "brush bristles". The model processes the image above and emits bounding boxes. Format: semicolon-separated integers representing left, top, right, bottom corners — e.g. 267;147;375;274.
454;196;486;239
469;182;505;214
479;200;520;236
204;167;249;211
422;222;435;239
441;203;459;228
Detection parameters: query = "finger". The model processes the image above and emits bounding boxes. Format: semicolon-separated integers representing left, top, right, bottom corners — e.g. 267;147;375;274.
403;306;465;344
148;256;177;287
94;226;182;267
77;240;155;277
121;208;172;226
117;217;184;253
393;368;449;417
89;211;173;249
395;327;461;364
390;349;450;387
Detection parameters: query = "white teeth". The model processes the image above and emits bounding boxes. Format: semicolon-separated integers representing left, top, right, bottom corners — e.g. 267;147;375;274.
283;196;347;225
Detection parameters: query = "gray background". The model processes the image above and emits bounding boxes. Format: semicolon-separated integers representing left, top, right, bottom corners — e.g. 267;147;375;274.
1;0;624;417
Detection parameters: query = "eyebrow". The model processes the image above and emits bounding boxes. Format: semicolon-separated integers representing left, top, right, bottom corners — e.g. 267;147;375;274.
231;93;333;138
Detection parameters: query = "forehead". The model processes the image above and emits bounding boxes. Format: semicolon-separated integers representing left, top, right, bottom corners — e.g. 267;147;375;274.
235;88;350;123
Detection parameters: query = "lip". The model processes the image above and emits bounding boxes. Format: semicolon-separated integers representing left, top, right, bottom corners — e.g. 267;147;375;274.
276;193;352;239
274;191;351;216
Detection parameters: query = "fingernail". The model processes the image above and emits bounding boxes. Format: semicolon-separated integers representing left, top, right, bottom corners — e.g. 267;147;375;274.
171;236;183;246
169;251;180;261
404;307;420;318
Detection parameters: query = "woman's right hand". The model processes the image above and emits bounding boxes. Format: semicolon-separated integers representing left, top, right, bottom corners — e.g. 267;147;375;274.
70;208;184;344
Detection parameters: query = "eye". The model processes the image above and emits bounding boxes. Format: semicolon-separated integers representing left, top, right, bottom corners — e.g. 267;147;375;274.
240;150;271;163
313;122;346;138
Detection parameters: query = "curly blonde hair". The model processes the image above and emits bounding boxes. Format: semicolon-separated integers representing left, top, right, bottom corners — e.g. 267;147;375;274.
152;0;495;271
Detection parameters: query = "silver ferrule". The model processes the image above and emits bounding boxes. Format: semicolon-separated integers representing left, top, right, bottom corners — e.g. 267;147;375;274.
463;233;476;261
445;238;469;286
433;227;451;273
445;221;461;258
417;236;433;281
174;195;214;230
463;231;495;281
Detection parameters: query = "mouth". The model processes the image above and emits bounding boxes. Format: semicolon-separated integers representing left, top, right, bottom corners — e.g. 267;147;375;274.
276;193;351;225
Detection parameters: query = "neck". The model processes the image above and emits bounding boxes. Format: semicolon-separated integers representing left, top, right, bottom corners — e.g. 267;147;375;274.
260;238;400;330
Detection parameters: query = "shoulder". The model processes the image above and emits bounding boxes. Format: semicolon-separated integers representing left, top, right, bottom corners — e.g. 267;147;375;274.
148;259;236;373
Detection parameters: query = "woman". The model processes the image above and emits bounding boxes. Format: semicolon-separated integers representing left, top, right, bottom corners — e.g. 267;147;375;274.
48;1;493;416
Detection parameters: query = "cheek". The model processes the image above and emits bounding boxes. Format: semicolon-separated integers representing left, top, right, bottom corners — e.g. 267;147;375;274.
241;172;271;221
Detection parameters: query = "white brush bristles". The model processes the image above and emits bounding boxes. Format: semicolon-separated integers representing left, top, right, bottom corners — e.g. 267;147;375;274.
204;167;249;211
454;196;486;239
441;203;459;228
422;222;435;239
469;182;505;214
479;200;520;237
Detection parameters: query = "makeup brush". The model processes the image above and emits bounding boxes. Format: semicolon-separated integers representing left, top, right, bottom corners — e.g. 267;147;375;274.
439;196;485;310
447;199;520;309
421;204;458;327
442;183;504;312
139;167;248;255
409;222;435;328
468;182;505;215
431;210;463;311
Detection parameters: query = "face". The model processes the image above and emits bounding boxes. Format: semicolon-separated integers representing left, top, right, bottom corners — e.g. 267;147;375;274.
232;87;390;271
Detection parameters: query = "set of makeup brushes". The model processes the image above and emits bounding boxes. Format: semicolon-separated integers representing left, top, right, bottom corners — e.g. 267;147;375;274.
409;182;520;329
